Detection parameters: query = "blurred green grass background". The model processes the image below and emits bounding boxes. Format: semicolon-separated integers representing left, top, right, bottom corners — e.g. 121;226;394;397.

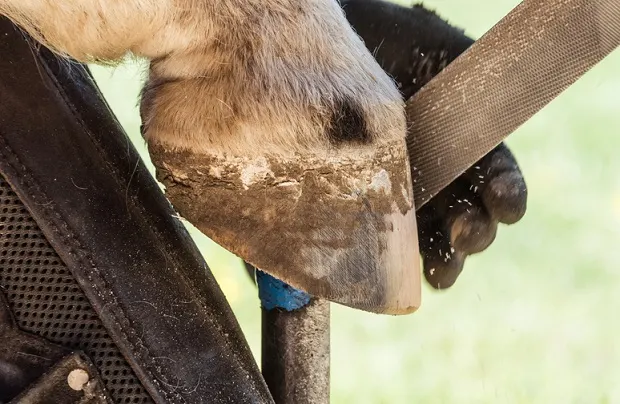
88;0;620;402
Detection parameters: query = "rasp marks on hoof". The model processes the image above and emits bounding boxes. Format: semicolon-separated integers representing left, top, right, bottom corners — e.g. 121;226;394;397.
150;140;421;315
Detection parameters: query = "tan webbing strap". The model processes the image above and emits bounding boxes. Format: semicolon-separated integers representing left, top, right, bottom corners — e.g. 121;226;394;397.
407;0;620;208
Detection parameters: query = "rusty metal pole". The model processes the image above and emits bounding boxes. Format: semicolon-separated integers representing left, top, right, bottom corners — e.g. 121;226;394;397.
257;270;330;404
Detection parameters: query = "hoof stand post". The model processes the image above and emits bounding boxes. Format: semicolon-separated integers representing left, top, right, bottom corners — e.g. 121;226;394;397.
258;271;330;404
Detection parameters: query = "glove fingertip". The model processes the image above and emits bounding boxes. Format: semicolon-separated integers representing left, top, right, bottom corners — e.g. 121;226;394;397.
450;211;497;254
482;172;527;224
423;252;465;290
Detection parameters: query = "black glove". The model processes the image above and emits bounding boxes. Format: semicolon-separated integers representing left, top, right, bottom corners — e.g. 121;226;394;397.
343;0;528;289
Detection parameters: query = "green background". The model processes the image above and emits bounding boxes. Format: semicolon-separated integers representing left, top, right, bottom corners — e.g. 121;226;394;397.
88;0;620;402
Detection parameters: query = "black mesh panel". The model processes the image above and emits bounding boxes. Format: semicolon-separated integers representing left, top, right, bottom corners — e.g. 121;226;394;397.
0;176;153;404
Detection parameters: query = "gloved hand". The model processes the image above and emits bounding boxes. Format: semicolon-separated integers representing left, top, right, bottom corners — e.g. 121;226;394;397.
415;143;526;288
342;0;528;289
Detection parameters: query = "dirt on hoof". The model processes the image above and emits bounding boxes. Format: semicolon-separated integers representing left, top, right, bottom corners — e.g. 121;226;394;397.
149;140;421;315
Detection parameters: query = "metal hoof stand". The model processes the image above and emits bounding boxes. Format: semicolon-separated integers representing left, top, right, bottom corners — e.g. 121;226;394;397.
257;271;330;404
